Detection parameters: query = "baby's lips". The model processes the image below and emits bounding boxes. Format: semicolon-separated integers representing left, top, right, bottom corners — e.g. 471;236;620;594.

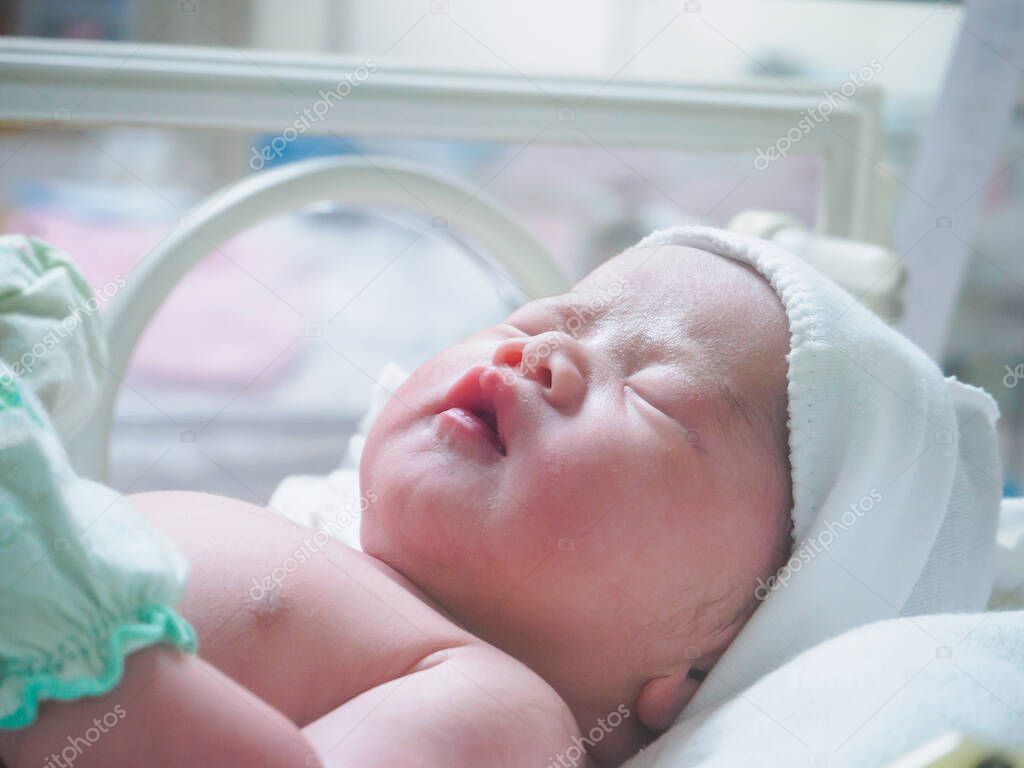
439;364;517;454
477;365;519;450
441;364;487;414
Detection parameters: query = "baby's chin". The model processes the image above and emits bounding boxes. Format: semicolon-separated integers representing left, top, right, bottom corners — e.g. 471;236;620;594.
360;455;548;623
360;431;485;570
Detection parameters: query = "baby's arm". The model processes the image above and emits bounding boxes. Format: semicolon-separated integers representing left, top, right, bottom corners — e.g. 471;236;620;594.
2;646;320;768
303;641;579;767
127;490;580;765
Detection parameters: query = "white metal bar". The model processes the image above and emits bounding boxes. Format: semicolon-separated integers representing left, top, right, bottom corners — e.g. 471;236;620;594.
65;155;565;481
0;36;881;237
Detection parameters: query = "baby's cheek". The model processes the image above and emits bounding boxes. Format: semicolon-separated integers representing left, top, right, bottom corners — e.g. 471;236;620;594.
511;422;652;535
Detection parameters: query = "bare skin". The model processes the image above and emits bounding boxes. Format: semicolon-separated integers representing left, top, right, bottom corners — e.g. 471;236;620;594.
1;644;319;768
1;244;790;767
0;492;578;768
138;491;577;759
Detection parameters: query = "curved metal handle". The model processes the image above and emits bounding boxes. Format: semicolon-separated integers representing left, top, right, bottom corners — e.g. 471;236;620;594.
69;155;566;481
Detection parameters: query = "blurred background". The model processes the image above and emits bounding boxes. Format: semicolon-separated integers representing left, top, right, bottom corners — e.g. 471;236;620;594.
0;0;1020;502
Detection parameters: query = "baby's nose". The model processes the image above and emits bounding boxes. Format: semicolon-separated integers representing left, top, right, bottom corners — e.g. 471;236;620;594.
492;333;587;412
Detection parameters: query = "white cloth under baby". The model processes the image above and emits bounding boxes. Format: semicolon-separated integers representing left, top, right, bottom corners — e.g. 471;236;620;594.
627;609;1024;767
631;226;1002;721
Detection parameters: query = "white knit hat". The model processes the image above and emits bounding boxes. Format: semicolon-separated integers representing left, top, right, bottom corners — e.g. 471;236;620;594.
634;226;1003;715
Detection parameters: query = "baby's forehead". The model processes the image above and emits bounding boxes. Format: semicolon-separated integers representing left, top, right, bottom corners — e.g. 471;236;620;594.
570;244;789;387
571;246;764;339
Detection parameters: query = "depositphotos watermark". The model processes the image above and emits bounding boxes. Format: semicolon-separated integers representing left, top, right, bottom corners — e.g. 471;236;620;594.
501;276;629;386
754;488;882;601
1003;363;1023;388
248;490;378;603
0;275;126;387
249;58;378;170
41;704;126;767
754;59;882;171
545;704;631;768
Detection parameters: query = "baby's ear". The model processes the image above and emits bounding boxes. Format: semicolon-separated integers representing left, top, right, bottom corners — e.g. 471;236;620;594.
636;667;702;732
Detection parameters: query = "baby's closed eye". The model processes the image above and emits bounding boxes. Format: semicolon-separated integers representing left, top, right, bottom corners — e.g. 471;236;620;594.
624;380;688;436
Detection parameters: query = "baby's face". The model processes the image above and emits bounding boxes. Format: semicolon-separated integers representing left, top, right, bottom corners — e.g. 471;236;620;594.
361;245;790;703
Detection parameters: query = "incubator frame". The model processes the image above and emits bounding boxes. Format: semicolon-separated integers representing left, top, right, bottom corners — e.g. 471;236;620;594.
0;36;889;480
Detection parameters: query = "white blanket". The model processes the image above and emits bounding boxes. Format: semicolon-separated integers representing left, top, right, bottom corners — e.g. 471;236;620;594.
627;610;1024;767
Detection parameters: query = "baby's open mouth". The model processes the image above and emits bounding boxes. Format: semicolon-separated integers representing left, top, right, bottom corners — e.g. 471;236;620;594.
438;366;507;456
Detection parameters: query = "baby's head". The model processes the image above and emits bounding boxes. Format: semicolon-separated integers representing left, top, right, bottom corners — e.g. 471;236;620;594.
361;244;792;761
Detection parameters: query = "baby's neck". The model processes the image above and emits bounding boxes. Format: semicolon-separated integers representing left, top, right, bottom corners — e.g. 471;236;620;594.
561;694;653;767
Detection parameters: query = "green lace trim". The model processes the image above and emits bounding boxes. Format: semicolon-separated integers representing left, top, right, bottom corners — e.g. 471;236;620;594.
0;604;197;730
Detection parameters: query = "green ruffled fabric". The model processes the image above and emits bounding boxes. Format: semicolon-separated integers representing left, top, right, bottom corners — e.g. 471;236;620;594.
0;236;197;732
0;605;197;730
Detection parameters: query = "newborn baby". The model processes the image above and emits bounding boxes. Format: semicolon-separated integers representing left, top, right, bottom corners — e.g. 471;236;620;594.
359;241;793;745
1;242;792;767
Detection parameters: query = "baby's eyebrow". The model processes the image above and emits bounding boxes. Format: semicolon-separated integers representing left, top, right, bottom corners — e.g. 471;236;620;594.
561;292;616;329
531;294;597;333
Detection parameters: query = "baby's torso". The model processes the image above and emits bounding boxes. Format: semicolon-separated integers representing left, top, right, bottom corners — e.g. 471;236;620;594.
132;490;473;727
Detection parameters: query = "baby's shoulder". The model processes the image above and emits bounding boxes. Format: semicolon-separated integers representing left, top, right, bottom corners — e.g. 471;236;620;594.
137;490;580;757
134;490;471;721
